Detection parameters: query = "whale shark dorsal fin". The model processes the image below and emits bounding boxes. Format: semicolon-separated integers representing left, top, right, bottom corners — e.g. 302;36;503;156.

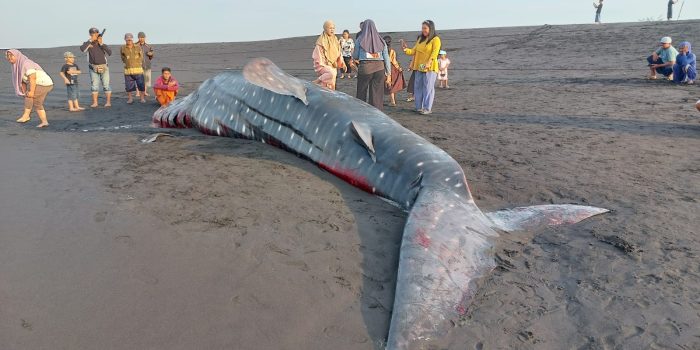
350;121;376;162
243;58;308;105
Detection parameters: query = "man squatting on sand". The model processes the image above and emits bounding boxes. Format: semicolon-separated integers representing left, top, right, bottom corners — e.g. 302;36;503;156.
647;36;678;80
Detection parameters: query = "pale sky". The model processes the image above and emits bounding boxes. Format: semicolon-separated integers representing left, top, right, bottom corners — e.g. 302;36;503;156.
1;0;698;48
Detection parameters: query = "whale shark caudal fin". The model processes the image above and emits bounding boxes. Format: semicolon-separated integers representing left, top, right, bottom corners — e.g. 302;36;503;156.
387;186;498;349
386;193;609;348
242;57;309;105
485;204;609;232
350;121;376;162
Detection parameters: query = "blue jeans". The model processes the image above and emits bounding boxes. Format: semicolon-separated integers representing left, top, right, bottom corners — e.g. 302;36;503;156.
647;56;674;76
414;71;438;112
89;65;111;92
66;84;80;100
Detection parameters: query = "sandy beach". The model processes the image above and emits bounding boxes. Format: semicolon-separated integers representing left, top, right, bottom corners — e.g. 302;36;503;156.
1;20;699;349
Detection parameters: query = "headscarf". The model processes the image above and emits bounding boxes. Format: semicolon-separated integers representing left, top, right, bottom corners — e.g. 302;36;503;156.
678;41;692;53
356;20;385;54
316;20;341;66
6;49;42;97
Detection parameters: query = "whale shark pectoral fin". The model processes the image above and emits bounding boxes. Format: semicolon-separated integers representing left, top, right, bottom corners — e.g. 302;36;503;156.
485;204;609;232
350;121;376;162
242;57;309;105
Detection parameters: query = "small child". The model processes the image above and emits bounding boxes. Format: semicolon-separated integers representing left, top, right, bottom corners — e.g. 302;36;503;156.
59;52;85;111
153;67;180;106
437;50;451;89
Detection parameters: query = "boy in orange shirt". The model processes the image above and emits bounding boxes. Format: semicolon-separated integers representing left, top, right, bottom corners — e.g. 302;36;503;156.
153;67;179;106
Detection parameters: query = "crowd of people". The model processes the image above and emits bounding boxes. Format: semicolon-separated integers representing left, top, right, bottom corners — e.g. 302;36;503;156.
3;19;698;128
312;19;447;115
4;27;179;127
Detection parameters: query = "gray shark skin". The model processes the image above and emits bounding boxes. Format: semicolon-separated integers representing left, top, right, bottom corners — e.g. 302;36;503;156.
152;58;608;349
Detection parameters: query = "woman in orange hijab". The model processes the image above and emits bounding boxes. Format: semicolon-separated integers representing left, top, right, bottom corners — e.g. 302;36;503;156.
312;20;346;90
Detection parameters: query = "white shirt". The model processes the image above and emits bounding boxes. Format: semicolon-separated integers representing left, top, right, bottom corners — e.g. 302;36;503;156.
23;69;54;86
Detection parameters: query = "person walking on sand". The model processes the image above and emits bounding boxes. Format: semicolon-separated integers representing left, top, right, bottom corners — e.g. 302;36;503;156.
673;41;696;84
80;27;112;107
353;20;391;110
137;32;155;97
647;36;678;80
437;50;451;89
668;0;679;20
121;33;146;104
383;35;406;107
593;0;604;24
59;52;85;112
401;20;441;115
5;49;53;128
312;20;346;90
339;30;355;79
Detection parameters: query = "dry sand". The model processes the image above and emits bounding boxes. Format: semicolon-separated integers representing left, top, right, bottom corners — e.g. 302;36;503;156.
1;20;699;349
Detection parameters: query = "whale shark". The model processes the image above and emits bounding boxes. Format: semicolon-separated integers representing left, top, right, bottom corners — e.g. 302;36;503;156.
152;58;608;349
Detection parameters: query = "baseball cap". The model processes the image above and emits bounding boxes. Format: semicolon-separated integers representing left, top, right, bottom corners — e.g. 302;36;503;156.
138;32;146;38
89;27;99;34
124;33;134;40
63;51;75;58
660;36;672;44
439;50;447;55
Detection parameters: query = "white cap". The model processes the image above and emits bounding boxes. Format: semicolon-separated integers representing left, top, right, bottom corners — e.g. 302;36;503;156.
660;36;672;44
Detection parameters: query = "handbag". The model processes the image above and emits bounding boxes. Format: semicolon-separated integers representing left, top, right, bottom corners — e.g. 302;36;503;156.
91;64;107;74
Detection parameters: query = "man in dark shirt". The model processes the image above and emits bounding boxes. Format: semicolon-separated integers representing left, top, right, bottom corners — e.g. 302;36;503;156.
80;27;112;107
594;0;604;24
668;0;679;20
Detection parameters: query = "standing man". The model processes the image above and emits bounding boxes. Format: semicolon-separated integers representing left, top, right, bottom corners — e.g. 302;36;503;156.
593;0;604;24
668;0;679;20
120;33;146;104
80;27;112;107
137;32;154;97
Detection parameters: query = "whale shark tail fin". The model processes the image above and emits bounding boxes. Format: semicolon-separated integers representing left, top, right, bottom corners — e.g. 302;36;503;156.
387;187;498;349
152;94;195;129
485;204;609;232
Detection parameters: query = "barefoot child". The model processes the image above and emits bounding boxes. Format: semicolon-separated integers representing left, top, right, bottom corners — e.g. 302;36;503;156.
153;67;179;106
437;50;450;89
59;52;85;111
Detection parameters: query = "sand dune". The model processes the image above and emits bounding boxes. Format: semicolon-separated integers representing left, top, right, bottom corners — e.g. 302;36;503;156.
1;20;699;349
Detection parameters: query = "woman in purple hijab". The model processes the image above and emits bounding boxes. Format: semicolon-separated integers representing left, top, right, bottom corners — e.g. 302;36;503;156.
352;20;391;110
5;49;54;127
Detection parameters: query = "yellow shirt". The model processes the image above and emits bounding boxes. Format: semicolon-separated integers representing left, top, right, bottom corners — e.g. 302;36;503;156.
404;36;442;73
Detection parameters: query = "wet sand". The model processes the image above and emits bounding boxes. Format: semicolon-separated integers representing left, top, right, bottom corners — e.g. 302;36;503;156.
1;20;699;349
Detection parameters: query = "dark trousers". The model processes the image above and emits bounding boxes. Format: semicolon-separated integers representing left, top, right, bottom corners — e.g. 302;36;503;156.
356;61;385;110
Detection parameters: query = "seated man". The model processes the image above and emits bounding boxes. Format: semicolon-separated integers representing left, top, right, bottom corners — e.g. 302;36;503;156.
153;67;179;106
673;41;696;85
647;37;678;80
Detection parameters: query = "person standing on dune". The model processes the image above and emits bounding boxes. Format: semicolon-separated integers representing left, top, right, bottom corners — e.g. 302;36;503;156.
80;27;112;107
668;0;679;20
312;20;346;90
593;0;604;24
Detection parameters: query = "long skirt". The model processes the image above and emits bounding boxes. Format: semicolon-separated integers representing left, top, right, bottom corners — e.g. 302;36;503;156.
407;70;416;94
385;65;407;94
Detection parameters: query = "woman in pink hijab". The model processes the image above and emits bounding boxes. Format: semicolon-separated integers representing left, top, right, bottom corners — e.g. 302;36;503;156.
5;49;54;127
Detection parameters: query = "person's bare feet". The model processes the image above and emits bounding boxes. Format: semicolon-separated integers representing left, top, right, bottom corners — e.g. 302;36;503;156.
69;108;78;112
16;117;30;123
127;98;134;104
77;107;86;111
90;103;99;108
140;99;146;103
36;123;49;128
104;103;111;107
